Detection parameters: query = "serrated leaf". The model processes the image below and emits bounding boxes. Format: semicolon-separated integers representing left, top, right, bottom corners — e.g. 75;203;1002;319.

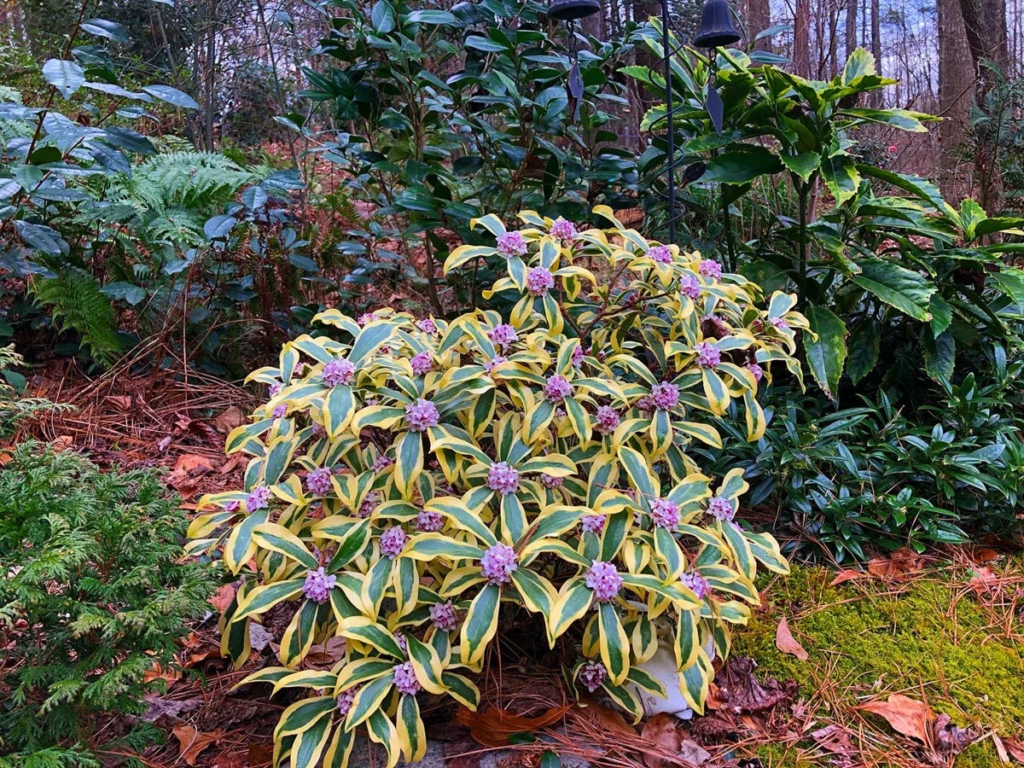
804;305;847;401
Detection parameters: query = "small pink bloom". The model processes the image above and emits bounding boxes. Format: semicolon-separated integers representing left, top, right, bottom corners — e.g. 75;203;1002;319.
322;358;356;387
380;526;407;558
747;362;763;382
336;687;358;716
306;467;333;496
417;318;438;334
480;542;518;585
416;509;444;532
224;500;240;513
650;497;679;529
358;491;380;519
497;231;528;257
585;561;622;602
571;345;585;368
699;259;722;280
650;382;679;411
578;660;607;692
393;662;421;696
246;485;271;511
272;403;288;418
680;274;701;299
549;217;578;241
540;473;564;489
581;514;606;534
526;267;555;296
429;601;459;632
648;245;672;264
303;567;336;603
372;454;394;473
679;570;709;599
544;374;573;403
487;461;520;495
269;381;283;397
771;317;790;331
410;350;433;376
707;495;734;521
695;341;721;369
406;399;439;432
357;312;379;326
483;355;507;374
488;323;519;347
594;405;620;435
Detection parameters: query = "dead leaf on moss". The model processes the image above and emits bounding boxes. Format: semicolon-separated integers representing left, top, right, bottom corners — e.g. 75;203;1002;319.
932;714;977;757
1002;737;1024;764
867;548;924;578
641;713;682;768
856;693;935;744
829;569;868;587
172;723;225;766
775;617;808;661
457;704;570;747
969;566;999;595
716;657;797;715
811;724;854;757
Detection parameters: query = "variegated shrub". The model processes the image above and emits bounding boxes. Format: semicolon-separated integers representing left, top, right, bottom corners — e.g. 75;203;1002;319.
188;206;807;767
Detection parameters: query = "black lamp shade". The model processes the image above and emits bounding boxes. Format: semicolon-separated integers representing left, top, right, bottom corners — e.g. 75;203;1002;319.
692;0;741;48
549;0;600;21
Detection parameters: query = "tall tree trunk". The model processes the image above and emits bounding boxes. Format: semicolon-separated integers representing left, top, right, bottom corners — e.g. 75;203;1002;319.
845;0;857;59
744;0;771;50
869;0;882;105
203;0;217;151
937;0;975;197
793;0;811;77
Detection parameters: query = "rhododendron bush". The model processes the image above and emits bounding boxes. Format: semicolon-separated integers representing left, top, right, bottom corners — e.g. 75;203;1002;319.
187;207;809;767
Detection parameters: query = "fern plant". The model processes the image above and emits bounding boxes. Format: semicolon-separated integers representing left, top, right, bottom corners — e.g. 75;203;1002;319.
0;446;217;760
30;270;123;367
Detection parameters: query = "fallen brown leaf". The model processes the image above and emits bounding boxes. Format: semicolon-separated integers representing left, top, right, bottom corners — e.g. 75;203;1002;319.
716;657;798;715
143;662;181;685
775;617;808;661
457;704;571;747
1004;737;1024;764
969;566;999;595
641;713;682;768
830;569;868;587
575;698;637;738
213;406;246;434
248;743;274;767
174;453;216;474
993;733;1010;764
209;584;236;613
867;548;924;578
172;723;225;766
972;547;1000;564
811;724;854;756
856;693;935;745
932;714;977;757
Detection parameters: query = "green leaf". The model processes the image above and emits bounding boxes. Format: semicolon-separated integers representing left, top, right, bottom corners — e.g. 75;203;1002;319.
100;281;146;306
929;294;953;335
81;18;129;41
700;148;783;184
924;330;955;383
405;9;456;24
846;318;879;385
142;84;200;110
842;48;876;85
43;59;85;98
371;0;396;33
821;154;860;206
780;152;820;182
804;305;847;401
839;108;931;132
851;258;935;321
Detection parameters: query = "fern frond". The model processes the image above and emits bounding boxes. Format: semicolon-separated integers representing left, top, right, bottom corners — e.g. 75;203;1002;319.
30;270;121;366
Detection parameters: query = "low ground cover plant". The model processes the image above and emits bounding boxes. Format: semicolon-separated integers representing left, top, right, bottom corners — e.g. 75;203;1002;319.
0;445;216;763
189;208;806;766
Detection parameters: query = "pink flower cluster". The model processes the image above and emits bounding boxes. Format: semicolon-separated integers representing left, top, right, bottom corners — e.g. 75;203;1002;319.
224;500;240;514
417;318;438;334
747;362;763;382
358;491;380;518
695;341;721;369
680;274;701;300
585;561;622;602
497;231;528;257
679;570;709;600
650;497;679;529
303;567;336;603
306;467;333;496
406;399;439;432
578;660;607;692
699;259;722;280
336;687;358;716
484;355;507;374
410;350;433;375
268;381;282;397
357;311;379;326
648;245;672;264
707;495;734;521
393;662;421;696
549;217;578;240
429;601;459;632
571;345;585;368
373;454;394;473
322;358;355;387
416;509;444;532
580;514;606;534
594;405;620;435
246;485;271;511
544;374;573;403
380;526;407;558
272;404;288;419
651;381;679;411
487;461;520;495
488;323;519;348
540;473;564;489
526;267;555;296
771;317;790;331
480;542;518;585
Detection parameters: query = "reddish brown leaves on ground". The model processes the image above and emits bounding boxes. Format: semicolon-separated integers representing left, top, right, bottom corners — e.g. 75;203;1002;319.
775;617;808;661
172;724;225;766
456;704;570;747
714;657;798;715
867;548;925;578
856;693;978;761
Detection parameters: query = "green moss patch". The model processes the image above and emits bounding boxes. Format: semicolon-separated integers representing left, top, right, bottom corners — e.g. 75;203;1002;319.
731;561;1024;762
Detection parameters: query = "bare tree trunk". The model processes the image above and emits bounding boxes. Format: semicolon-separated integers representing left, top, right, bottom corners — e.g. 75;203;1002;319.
845;0;857;58
937;0;975;197
203;0;217;151
794;0;811;77
983;0;1009;69
869;0;882;105
744;0;771;50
